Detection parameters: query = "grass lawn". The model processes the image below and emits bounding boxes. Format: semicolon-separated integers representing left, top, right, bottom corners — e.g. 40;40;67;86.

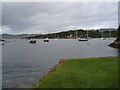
33;57;118;88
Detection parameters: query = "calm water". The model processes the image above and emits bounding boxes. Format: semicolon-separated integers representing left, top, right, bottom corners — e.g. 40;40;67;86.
0;44;2;89
2;38;118;88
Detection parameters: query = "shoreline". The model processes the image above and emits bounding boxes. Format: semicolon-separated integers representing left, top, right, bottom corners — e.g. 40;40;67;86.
33;56;118;88
108;38;120;49
33;59;66;87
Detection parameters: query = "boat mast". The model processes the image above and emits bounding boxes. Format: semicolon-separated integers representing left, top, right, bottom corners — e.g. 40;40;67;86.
101;31;103;38
109;30;111;38
76;30;78;39
86;30;88;39
55;33;56;39
57;33;59;39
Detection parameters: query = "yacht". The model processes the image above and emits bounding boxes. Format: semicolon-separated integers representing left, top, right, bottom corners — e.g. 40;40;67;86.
101;31;106;40
77;30;88;41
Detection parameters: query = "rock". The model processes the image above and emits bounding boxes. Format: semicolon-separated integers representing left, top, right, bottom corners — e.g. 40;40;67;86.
59;59;65;64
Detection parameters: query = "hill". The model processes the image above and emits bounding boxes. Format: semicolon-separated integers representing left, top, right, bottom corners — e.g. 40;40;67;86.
0;34;39;39
0;28;117;39
25;28;117;39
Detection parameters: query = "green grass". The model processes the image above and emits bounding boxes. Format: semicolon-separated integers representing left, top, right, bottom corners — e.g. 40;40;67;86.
33;57;118;88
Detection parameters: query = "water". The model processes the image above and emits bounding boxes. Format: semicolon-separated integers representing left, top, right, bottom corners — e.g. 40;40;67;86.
0;44;2;89
2;38;118;88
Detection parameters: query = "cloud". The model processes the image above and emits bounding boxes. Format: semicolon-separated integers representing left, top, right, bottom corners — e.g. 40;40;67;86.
0;2;1;26
2;0;120;2
2;2;118;34
119;2;120;25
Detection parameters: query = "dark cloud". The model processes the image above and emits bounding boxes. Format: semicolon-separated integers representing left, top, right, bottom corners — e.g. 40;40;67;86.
2;2;118;34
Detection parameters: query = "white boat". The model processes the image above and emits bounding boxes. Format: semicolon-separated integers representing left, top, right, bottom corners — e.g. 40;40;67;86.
43;38;49;42
77;30;88;41
101;38;106;40
100;31;106;40
78;38;88;41
101;31;103;39
54;33;59;40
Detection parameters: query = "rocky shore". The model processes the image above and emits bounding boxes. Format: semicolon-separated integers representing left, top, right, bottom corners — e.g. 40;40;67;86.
108;25;120;49
108;38;120;49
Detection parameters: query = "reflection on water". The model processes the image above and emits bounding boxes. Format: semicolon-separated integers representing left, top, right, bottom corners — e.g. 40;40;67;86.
2;38;118;88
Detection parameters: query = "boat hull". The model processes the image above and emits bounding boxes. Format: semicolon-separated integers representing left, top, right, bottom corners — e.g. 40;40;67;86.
43;40;49;42
78;39;88;41
29;40;36;43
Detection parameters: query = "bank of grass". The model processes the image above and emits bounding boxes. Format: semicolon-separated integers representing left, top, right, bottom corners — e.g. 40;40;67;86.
33;56;118;88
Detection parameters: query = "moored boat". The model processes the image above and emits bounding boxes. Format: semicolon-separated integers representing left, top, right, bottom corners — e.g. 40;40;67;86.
101;38;106;40
43;38;49;42
29;40;36;43
78;38;88;41
0;39;5;41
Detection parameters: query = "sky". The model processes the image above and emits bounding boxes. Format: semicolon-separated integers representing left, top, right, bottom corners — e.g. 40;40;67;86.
1;2;119;34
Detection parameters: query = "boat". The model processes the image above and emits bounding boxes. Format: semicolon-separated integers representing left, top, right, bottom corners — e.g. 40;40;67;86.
1;42;4;45
109;30;111;38
43;38;49;42
0;39;5;41
101;31;106;40
78;38;88;41
54;33;59;40
29;40;36;43
101;38;106;40
77;30;88;41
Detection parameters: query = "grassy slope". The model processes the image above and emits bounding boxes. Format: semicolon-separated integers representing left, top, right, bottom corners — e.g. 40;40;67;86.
34;57;118;88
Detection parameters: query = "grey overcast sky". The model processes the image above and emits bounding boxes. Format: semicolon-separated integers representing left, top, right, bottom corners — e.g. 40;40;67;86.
1;2;118;34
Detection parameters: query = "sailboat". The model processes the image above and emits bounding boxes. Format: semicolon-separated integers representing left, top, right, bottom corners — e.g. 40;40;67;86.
78;30;88;41
54;33;59;40
101;31;106;40
109;30;112;39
